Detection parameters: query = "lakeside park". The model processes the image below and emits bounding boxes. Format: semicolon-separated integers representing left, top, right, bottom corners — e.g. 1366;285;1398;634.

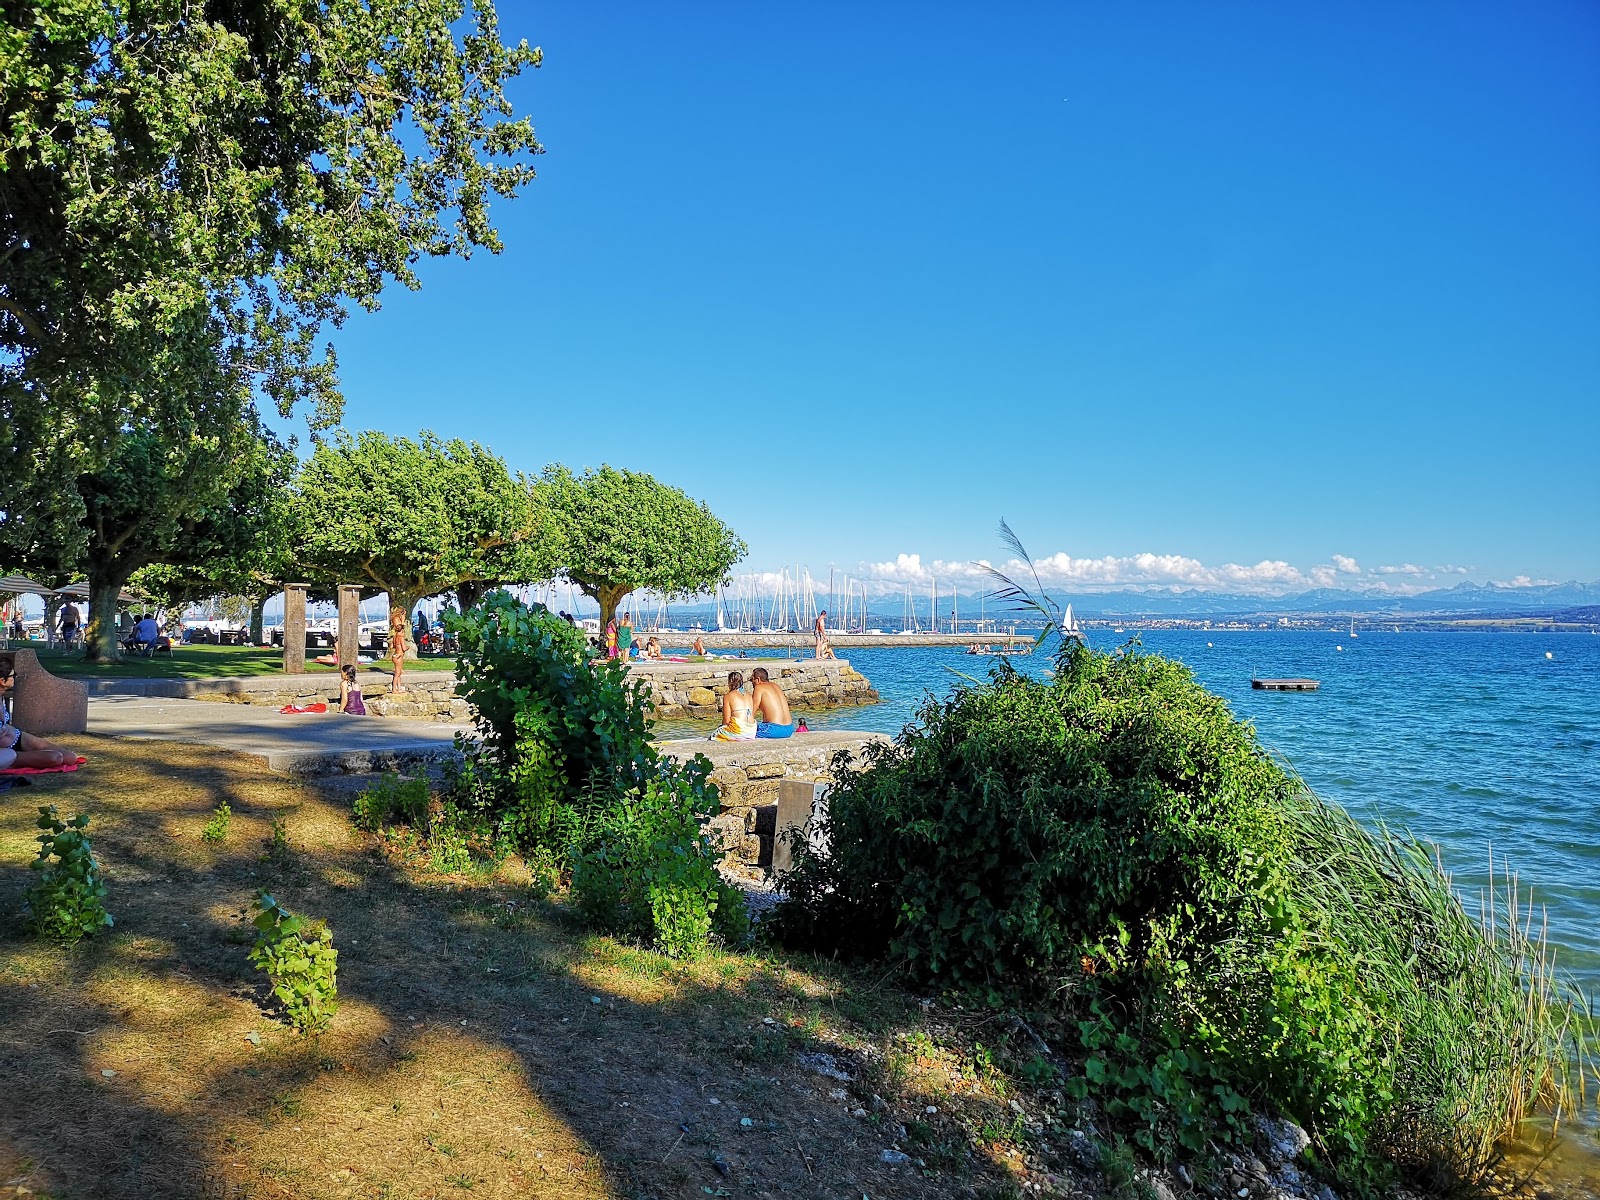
3;5;1598;1200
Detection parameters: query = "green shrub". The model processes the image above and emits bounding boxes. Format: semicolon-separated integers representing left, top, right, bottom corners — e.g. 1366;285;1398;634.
249;891;338;1034
201;801;232;844
352;773;431;832
570;760;748;958
770;643;1588;1191
23;806;113;941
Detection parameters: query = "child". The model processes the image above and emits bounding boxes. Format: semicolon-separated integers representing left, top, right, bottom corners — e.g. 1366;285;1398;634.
339;664;367;715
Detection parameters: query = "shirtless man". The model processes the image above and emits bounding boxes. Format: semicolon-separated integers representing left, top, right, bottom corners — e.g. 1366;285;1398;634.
813;610;835;659
751;667;796;738
710;670;756;740
0;653;75;769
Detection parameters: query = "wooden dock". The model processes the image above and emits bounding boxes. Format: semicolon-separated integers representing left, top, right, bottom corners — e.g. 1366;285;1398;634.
1252;677;1321;692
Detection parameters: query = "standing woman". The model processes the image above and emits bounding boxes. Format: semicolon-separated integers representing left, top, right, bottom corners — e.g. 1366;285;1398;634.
617;612;634;663
388;605;409;694
604;616;619;659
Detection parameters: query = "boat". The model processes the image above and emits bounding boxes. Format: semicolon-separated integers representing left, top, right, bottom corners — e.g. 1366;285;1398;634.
1349;616;1359;639
1060;604;1083;642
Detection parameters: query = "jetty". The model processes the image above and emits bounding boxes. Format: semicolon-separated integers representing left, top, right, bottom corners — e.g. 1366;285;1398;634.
636;630;1032;651
1252;677;1321;692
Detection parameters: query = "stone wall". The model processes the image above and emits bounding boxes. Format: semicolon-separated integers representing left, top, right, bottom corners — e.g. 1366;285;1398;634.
626;658;878;720
88;671;468;722
656;731;890;871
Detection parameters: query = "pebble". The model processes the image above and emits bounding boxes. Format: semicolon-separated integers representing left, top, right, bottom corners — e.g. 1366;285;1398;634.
100;1069;116;1078
925;1105;938;1114
589;996;602;1006
880;1149;911;1165
828;1088;847;1101
707;1097;721;1105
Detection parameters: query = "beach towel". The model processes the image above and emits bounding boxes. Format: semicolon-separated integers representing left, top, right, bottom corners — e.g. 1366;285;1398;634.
0;755;87;776
279;703;328;714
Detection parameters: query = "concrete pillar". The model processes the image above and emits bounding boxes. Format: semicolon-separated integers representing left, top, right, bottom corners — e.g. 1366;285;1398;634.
337;585;360;671
283;584;308;674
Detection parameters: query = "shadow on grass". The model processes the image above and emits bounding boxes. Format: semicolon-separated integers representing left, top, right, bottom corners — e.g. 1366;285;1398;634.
0;738;1037;1200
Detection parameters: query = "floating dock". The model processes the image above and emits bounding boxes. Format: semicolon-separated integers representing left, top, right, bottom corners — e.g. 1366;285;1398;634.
1252;677;1321;692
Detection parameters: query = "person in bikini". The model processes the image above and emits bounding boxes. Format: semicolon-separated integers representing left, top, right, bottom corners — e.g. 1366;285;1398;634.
0;653;75;769
750;667;797;738
709;670;757;741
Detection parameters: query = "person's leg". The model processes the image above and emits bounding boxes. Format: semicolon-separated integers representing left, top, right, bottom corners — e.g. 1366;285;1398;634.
9;730;68;768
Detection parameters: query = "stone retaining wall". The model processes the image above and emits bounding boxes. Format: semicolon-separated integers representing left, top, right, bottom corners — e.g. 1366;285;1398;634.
656;731;890;870
116;672;472;723
626;658;878;720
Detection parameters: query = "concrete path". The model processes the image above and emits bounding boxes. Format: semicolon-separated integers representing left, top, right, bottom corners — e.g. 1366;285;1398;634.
87;695;468;776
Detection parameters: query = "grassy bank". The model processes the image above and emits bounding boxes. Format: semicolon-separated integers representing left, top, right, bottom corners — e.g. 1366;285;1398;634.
1;738;1092;1200
17;644;456;680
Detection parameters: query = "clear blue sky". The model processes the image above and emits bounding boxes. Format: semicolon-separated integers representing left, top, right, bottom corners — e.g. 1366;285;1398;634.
314;1;1599;594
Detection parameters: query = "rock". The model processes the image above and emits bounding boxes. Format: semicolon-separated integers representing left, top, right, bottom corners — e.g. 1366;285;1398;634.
1065;1130;1100;1171
687;687;716;707
796;1051;853;1082
1148;1178;1179;1200
880;1150;911;1165
1253;1114;1311;1165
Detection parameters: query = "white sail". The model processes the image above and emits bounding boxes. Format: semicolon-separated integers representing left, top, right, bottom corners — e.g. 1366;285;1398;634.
1061;603;1081;639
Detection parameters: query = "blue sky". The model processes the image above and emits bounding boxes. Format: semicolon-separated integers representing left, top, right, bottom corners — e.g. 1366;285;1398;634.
308;1;1599;595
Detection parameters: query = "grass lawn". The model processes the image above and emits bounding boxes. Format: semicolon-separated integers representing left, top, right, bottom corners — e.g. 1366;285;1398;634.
0;739;1073;1200
18;643;458;680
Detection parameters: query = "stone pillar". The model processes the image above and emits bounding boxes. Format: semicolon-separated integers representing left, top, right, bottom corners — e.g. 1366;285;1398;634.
283;584;308;674
337;585;360;671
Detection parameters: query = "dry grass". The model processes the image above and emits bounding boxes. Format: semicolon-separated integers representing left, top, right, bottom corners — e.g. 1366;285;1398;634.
0;738;1082;1200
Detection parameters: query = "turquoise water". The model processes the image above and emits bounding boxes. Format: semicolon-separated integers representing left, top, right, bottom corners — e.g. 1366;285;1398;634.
677;631;1600;1007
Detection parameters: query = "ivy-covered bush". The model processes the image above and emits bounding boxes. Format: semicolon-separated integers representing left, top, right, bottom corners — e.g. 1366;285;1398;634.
249;891;339;1034
769;643;1584;1192
24;806;113;941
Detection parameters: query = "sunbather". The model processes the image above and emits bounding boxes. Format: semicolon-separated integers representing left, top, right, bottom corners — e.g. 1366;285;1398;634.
709;670;757;741
0;653;74;769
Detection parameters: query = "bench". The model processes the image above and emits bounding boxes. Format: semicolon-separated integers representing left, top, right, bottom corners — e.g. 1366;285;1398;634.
8;649;89;735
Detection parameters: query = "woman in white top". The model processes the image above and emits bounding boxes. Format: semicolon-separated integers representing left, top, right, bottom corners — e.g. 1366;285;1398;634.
709;670;757;741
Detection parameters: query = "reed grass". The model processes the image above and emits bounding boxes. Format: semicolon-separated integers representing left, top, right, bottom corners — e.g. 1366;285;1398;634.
1278;780;1593;1190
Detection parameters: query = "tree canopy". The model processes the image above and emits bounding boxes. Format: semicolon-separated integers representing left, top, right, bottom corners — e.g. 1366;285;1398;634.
0;0;542;560
295;430;555;647
543;466;745;629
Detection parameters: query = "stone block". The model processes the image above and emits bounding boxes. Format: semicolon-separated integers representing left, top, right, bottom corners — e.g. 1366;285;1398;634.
687;687;715;707
773;779;829;875
9;649;88;735
744;761;787;780
706;812;746;855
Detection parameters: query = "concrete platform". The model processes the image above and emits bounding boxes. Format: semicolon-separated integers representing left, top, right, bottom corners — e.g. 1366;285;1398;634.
87;695;468;776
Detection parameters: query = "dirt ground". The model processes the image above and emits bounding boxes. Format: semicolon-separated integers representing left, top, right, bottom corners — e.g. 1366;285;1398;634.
0;737;1082;1200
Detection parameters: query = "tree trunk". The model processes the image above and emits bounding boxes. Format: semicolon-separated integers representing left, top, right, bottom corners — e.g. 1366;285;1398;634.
387;588;425;659
248;596;266;646
456;581;485;612
597;585;632;632
84;565;131;663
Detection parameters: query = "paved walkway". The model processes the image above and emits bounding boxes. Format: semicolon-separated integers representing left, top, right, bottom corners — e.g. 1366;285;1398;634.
88;695;468;776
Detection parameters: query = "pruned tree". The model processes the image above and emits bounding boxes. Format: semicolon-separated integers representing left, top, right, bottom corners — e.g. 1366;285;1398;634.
542;465;745;630
295;430;555;654
1;0;542;565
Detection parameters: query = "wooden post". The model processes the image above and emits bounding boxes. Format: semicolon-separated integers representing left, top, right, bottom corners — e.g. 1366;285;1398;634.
283;584;308;674
337;585;360;672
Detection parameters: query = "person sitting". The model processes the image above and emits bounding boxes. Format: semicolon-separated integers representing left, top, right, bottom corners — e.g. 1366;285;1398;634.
692;634;707;657
133;612;161;656
709;670;757;741
750;667;796;738
339;664;367;715
0;653;74;769
643;636;663;660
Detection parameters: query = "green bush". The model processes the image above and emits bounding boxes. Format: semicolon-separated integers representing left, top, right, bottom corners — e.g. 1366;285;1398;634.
249;891;339;1034
769;643;1587;1191
24;806;113;941
571;760;749;957
446;594;739;959
352;772;431;832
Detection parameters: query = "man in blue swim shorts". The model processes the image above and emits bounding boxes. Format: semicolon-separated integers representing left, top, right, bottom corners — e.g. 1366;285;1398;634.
751;667;796;738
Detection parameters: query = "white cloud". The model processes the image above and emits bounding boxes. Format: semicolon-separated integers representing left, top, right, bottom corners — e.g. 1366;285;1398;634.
1332;555;1361;574
1495;575;1556;589
1375;563;1424;576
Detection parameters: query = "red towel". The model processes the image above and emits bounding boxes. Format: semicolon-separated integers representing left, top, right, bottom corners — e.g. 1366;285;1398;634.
278;703;328;715
0;756;87;776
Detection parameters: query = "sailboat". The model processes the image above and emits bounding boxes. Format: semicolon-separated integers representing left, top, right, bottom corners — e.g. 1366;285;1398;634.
1350;616;1359;639
1060;603;1083;642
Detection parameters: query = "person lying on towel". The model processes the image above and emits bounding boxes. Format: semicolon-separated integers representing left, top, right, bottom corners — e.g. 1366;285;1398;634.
709;670;758;741
0;653;75;770
750;667;797;738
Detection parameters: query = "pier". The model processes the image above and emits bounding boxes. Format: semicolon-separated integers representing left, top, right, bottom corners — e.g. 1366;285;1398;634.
634;630;1033;651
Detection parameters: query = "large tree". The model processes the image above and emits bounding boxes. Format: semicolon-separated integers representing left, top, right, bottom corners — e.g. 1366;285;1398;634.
543;465;745;630
76;418;291;661
296;430;555;652
0;0;542;561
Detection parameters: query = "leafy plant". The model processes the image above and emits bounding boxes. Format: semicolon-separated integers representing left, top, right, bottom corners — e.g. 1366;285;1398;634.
201;801;232;844
248;891;338;1035
24;806;113;941
352;773;431;833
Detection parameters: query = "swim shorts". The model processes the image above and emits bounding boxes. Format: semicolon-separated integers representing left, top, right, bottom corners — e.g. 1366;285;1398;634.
756;722;796;739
